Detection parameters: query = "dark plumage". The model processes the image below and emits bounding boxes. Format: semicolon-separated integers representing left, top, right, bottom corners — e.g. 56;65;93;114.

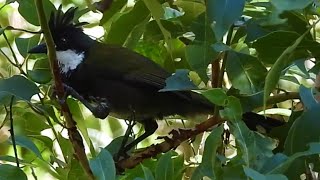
29;6;283;152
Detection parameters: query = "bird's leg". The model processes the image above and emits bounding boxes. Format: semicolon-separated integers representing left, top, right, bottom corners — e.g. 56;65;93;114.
53;84;110;119
122;119;158;153
115;110;136;160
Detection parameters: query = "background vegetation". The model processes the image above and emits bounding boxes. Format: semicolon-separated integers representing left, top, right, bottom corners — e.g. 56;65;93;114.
0;0;320;179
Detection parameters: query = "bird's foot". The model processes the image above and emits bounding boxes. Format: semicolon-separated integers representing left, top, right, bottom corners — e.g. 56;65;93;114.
88;96;110;119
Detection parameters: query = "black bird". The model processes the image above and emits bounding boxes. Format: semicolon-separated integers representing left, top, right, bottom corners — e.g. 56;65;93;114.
29;7;283;153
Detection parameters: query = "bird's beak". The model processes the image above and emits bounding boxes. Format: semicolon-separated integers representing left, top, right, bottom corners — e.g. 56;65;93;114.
28;43;47;54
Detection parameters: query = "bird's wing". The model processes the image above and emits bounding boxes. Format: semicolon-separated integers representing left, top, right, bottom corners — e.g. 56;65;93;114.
86;43;170;89
85;43;197;101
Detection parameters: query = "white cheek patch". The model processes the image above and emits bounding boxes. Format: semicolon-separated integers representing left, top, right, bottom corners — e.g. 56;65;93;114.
56;50;85;74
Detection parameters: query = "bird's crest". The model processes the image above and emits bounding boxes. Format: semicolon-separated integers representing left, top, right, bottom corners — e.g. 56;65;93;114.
49;6;87;34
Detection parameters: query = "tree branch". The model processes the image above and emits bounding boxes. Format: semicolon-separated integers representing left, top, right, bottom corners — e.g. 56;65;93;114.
33;1;93;179
117;115;223;170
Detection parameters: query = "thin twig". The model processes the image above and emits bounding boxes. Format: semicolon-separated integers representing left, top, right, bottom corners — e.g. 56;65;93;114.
9;96;19;167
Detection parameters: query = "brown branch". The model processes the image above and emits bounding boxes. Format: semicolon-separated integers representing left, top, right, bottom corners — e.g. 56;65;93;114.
117;115;223;170
33;1;94;179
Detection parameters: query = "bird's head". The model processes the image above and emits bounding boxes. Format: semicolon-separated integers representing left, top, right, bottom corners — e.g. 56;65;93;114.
29;6;93;54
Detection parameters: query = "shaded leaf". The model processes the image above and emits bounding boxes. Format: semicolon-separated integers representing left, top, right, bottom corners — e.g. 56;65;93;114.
185;44;216;81
141;164;155;180
155;151;174;180
10;135;43;160
15;35;40;58
207;0;245;40
226;51;267;94
89;149;116;180
270;0;313;11
0;164;27;180
263;30;309;109
191;125;224;180
201;88;228;106
100;0;128;25
104;1;150;45
0;75;39;105
17;0;55;26
160;69;197;92
284;86;320;155
244;167;288;180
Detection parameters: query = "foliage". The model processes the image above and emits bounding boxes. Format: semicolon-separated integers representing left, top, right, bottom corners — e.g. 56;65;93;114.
0;0;320;179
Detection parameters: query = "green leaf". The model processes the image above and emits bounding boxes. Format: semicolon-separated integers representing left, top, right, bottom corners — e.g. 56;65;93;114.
207;0;245;40
104;136;134;156
28;58;51;84
17;0;55;26
0;75;39;105
185;45;216;81
221;96;243;121
15;35;40;58
252;31;305;64
143;0;172;54
89;149;116;180
270;0;313;11
201;88;228;106
141;164;155;180
10;135;43;159
22;112;50;134
104;1;150;45
226;51;267;94
191;125;224;180
284;86;320;155
68;158;87;180
155;151;174;180
160;69;198;92
100;0;128;25
263;30;309;109
244;167;288;180
229;121;277;169
268;143;320;174
0;164;27;180
144;20;183;42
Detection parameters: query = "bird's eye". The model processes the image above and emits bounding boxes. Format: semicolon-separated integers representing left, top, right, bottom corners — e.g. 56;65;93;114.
61;38;67;43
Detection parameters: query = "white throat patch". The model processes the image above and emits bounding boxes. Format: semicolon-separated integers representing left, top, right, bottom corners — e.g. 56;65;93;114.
56;50;84;74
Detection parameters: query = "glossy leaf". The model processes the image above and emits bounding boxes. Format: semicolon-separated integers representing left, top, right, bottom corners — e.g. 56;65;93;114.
100;0;128;25
89;149;116;180
207;0;245;40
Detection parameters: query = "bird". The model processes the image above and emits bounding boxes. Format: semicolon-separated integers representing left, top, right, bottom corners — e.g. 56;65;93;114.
28;6;283;154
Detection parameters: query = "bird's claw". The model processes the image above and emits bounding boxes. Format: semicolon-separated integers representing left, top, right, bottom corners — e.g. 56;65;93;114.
89;96;110;119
